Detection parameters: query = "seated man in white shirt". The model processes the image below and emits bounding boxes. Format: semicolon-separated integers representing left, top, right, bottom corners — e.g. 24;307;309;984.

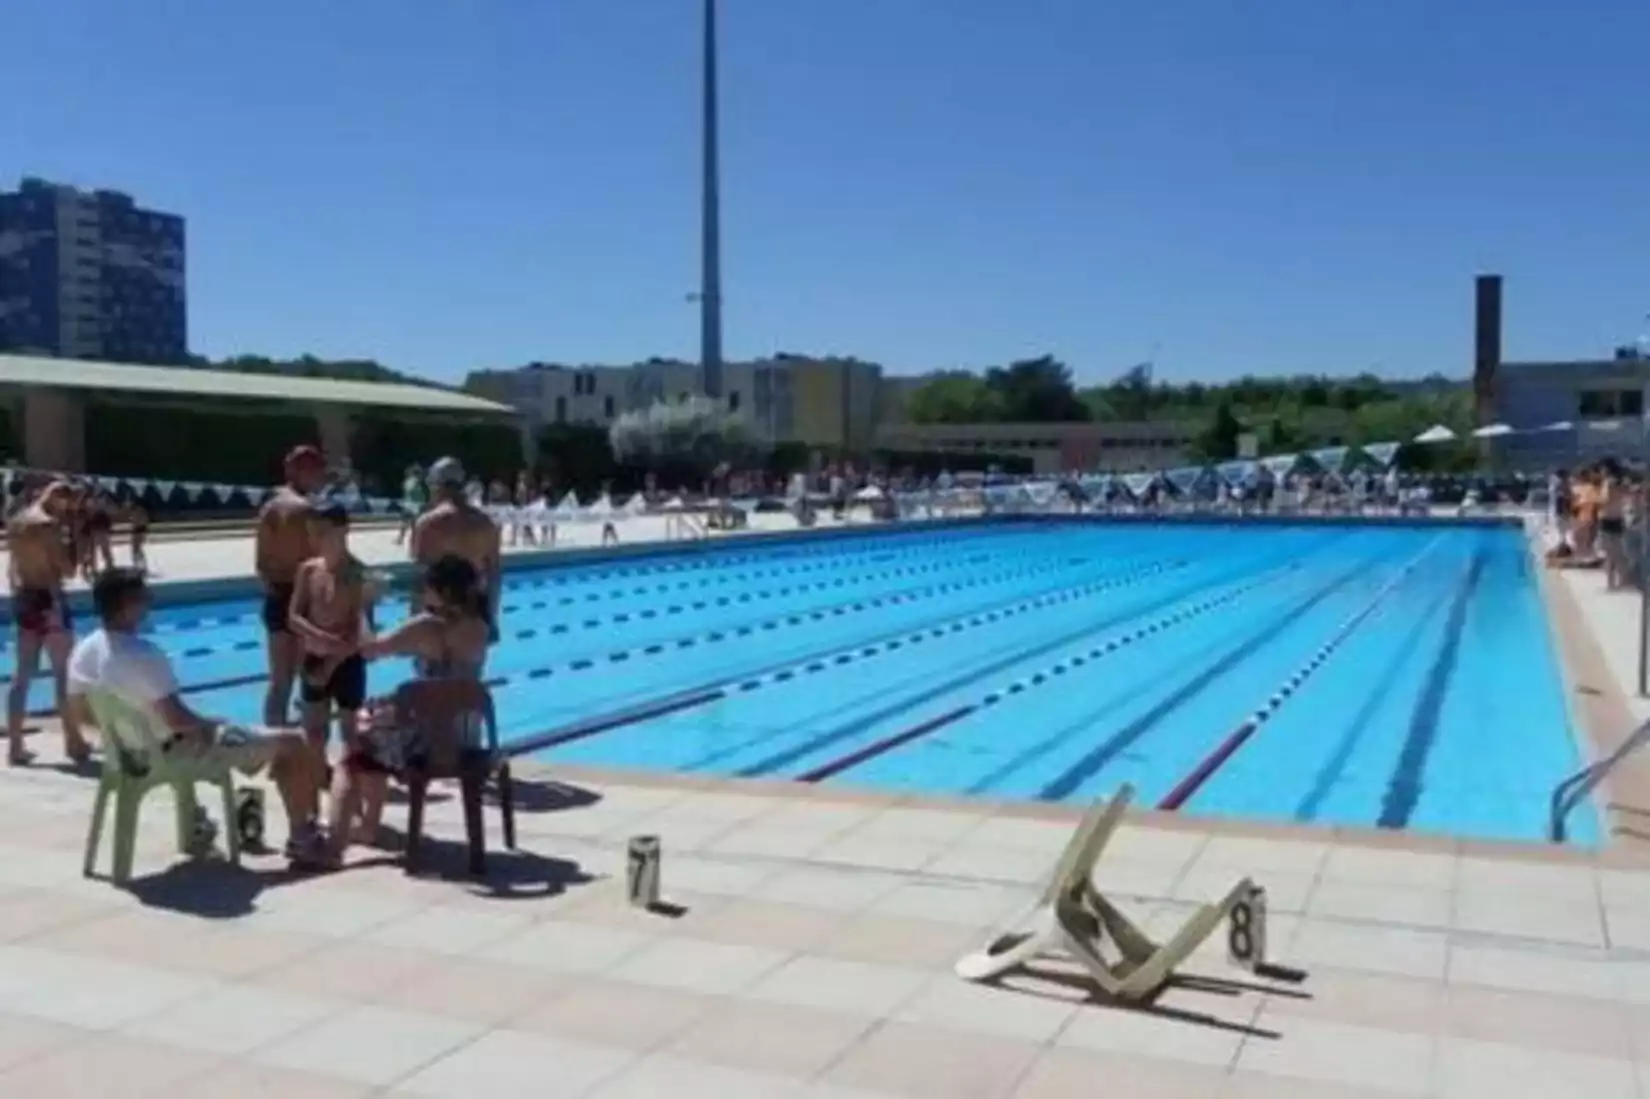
67;567;329;864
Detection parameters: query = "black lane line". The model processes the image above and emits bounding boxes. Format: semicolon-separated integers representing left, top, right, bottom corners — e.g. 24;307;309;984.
1035;557;1374;801
1292;572;1454;822
751;555;1299;782
503;555;1190;758
510;688;730;753
1375;544;1489;830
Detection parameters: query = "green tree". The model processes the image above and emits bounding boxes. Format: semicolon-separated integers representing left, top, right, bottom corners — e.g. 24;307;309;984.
1189;402;1243;462
904;372;1004;424
984;356;1090;422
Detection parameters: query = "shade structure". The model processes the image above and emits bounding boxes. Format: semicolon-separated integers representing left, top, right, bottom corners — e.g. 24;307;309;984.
1412;424;1457;444
1471;423;1514;438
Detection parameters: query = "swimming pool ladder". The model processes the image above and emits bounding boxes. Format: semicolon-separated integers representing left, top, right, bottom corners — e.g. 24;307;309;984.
1549;716;1650;842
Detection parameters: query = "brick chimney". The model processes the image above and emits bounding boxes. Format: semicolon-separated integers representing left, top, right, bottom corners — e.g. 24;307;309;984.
1473;275;1502;426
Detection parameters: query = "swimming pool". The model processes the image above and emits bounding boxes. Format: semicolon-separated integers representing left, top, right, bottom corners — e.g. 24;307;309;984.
6;519;1596;845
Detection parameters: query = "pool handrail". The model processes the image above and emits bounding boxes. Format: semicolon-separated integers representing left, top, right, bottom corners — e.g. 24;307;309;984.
1549;715;1650;842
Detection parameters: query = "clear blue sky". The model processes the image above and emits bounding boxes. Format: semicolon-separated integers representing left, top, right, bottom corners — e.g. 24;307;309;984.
4;0;1646;385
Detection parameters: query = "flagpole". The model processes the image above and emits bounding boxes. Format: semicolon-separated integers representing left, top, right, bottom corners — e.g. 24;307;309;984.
698;0;725;400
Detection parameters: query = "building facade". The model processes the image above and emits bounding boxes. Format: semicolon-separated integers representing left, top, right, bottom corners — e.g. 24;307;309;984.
873;420;1197;474
0;177;187;364
1491;355;1650;469
465;355;842;446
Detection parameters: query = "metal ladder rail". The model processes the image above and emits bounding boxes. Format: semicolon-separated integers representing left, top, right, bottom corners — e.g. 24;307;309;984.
1550;716;1650;842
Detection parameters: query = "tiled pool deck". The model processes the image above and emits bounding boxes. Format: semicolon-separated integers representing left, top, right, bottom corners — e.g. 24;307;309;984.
6;519;1650;1097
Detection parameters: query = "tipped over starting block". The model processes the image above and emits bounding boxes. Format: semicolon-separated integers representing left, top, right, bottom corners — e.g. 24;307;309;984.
954;785;1268;1001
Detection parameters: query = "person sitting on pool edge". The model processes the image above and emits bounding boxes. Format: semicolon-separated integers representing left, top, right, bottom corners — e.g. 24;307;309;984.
322;553;492;861
67;567;330;865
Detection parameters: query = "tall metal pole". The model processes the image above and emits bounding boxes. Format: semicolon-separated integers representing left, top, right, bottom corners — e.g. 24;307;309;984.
699;0;724;399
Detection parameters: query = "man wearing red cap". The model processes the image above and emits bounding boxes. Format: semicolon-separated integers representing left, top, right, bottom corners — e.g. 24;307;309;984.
255;446;328;725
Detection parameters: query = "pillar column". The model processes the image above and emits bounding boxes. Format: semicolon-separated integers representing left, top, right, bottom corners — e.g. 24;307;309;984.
314;407;353;470
518;418;538;470
23;390;87;474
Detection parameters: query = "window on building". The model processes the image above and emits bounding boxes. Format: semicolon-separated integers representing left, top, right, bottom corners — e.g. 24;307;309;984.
555;396;567;423
604;395;615;419
728;390;741;412
1578;388;1645;418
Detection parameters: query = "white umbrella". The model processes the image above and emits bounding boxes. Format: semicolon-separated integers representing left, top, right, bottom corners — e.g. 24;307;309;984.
660;495;686;511
1534;420;1574;432
1471;423;1514;438
853;485;886;501
1412;424;1457;444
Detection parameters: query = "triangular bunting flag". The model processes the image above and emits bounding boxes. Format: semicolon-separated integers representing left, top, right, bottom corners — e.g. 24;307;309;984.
1309;446;1350;474
152;480;177;498
1165;467;1203;493
179;481;204;501
1216;460;1254;487
124;478;152;496
1121;472;1157;497
1362;442;1400;469
1260;454;1298;477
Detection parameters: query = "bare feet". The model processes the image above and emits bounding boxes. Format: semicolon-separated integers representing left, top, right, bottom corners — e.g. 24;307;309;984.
7;746;35;767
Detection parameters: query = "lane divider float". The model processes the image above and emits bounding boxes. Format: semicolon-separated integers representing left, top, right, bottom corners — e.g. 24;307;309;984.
507;557;1190;756
793;554;1314;783
1156;537;1443;811
25;546;1165;718
12;524;1056;651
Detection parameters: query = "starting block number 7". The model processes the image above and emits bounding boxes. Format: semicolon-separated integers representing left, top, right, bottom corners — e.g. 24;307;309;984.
1226;884;1268;971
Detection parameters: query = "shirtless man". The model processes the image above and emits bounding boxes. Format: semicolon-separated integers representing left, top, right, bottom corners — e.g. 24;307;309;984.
410;457;502;649
255;446;328;726
288;501;369;764
6;482;90;765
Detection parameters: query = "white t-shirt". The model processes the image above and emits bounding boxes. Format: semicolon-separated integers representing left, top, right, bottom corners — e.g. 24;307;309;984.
67;628;180;705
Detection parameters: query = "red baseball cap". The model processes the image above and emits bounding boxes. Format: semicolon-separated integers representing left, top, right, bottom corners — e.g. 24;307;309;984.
284;445;325;469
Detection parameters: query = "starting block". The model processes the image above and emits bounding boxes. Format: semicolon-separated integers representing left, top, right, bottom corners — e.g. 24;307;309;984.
955;785;1268;1001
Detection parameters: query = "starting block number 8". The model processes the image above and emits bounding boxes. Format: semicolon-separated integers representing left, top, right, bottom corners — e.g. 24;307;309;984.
1226;884;1268;971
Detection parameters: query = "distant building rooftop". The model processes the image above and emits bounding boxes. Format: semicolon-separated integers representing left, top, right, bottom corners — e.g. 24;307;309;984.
0;353;516;416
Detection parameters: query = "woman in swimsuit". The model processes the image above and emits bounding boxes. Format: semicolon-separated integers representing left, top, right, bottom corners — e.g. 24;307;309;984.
322;553;491;859
1598;459;1630;589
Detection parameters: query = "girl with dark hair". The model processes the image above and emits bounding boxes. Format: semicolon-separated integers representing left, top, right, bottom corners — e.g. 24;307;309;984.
322;553;491;857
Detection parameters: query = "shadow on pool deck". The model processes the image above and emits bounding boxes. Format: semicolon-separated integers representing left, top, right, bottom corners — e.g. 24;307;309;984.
116;844;595;919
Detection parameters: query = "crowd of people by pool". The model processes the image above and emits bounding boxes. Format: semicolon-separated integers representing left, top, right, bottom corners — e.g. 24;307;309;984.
4;445;505;870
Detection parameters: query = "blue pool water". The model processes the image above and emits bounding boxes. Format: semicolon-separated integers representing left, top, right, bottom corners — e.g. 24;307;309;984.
5;520;1596;844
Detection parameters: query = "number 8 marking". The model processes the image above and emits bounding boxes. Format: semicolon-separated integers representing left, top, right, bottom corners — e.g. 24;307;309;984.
1228;901;1254;962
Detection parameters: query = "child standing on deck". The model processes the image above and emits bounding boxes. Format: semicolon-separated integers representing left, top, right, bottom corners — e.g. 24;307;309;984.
288;501;371;785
